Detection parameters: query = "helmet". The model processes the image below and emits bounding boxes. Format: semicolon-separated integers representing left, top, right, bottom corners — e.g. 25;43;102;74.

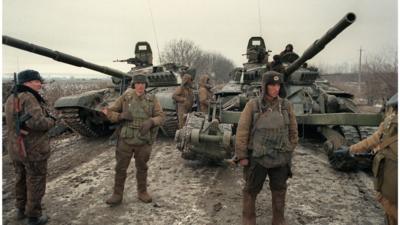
285;44;293;51
132;74;148;86
386;93;397;107
261;71;286;97
17;69;44;84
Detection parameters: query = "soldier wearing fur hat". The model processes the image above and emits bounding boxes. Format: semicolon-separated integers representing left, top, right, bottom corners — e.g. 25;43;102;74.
331;93;398;225
172;74;194;128
5;69;55;225
102;74;165;205
235;71;298;225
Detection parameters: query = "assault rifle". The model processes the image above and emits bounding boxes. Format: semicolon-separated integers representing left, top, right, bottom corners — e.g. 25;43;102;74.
13;73;32;159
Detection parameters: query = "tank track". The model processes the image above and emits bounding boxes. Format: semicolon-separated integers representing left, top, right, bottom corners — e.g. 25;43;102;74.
162;110;179;137
60;108;100;137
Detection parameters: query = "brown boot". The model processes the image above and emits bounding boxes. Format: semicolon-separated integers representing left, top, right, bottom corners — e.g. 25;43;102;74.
136;170;152;203
242;191;256;225
106;174;126;206
138;191;152;203
271;190;287;225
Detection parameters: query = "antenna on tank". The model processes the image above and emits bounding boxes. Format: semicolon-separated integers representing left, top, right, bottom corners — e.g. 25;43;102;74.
147;0;161;64
257;0;263;36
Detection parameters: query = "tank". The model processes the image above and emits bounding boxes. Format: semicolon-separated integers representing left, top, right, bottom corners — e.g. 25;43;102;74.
2;36;185;137
175;12;383;170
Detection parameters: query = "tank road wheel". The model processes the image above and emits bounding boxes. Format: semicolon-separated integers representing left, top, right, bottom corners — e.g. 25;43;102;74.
60;108;112;137
161;110;179;137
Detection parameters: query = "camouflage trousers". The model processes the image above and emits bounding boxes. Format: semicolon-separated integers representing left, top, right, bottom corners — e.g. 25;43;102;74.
243;160;291;195
13;159;48;217
114;138;152;192
376;192;397;225
176;104;190;129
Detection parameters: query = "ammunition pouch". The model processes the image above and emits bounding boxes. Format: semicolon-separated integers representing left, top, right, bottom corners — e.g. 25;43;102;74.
120;119;158;145
372;147;397;204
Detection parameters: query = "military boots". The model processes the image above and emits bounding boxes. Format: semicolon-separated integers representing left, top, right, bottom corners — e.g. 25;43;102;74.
271;190;288;225
242;191;256;225
137;171;152;203
27;214;48;225
106;174;126;206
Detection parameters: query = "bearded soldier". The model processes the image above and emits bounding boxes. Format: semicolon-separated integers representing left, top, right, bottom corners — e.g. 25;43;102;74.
5;70;55;225
331;93;398;225
198;74;213;113
102;74;165;205
235;71;298;225
172;74;194;128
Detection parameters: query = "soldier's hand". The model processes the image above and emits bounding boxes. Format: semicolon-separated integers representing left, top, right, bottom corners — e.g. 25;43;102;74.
139;119;154;135
239;158;249;167
333;146;353;159
102;107;109;116
118;111;133;121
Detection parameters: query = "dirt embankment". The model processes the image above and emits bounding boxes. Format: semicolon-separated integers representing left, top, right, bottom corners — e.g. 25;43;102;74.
3;136;384;225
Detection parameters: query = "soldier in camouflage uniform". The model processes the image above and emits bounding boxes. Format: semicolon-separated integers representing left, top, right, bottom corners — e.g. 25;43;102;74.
5;70;55;225
198;74;213;113
102;74;165;205
172;74;194;128
235;71;298;225
331;94;397;225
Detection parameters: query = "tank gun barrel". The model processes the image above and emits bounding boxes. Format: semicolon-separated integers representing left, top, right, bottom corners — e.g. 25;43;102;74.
284;12;356;76
3;35;129;79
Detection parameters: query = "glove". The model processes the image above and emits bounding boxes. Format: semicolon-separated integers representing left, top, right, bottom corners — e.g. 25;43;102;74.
139;119;154;135
328;145;356;171
333;146;353;159
118;111;133;121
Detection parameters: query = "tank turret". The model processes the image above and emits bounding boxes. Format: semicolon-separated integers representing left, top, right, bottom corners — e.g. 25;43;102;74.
175;12;383;172
3;35;183;137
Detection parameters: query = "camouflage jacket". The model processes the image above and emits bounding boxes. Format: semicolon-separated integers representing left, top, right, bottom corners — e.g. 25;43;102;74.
350;110;397;154
106;88;165;127
198;86;213;113
198;75;213;113
5;87;55;161
172;86;194;113
235;97;298;160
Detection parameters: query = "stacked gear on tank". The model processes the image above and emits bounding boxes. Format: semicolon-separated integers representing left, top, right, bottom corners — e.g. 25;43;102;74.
2;36;186;137
175;13;383;171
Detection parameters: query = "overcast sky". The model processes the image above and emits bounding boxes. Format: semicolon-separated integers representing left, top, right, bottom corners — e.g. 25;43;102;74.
2;0;398;76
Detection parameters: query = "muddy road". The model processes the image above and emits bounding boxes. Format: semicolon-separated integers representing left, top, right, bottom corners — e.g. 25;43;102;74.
3;135;384;225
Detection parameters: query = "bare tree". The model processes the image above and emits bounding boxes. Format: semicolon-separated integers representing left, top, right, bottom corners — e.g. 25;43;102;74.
362;50;397;104
160;39;202;67
160;39;235;82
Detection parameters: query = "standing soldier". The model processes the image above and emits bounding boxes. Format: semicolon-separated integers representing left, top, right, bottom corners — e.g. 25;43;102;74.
5;70;55;225
198;74;213;113
330;93;397;225
235;71;298;225
172;74;194;128
102;74;165;205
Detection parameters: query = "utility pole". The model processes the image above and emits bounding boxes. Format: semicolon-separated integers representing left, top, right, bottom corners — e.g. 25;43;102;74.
358;47;362;93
